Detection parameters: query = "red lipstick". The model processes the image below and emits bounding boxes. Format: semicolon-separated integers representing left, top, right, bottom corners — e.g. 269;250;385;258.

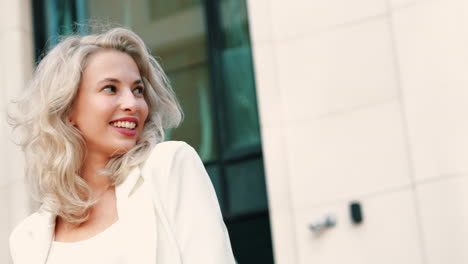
112;127;136;136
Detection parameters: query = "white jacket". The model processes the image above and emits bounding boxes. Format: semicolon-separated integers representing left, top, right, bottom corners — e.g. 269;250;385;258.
9;141;236;264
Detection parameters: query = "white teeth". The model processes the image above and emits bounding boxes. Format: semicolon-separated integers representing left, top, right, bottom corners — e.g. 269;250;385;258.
111;121;136;129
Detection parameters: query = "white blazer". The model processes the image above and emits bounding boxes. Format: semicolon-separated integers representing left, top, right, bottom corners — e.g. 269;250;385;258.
9;141;236;264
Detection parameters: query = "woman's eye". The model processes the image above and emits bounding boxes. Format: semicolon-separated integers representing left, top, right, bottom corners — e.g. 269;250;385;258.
134;87;144;95
103;85;117;93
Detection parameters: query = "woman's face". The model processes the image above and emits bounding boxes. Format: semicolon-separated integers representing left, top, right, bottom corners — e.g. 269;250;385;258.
69;50;149;157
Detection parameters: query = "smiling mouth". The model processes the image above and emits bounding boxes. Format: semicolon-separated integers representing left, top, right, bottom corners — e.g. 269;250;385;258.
110;121;137;130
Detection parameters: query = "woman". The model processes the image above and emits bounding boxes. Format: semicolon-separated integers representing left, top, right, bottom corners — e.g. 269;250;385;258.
9;27;235;264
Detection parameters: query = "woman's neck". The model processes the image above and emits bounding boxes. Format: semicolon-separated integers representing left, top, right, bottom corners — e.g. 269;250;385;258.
81;150;112;191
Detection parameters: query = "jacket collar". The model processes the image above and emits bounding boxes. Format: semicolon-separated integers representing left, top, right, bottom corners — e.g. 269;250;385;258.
21;165;155;264
116;165;141;200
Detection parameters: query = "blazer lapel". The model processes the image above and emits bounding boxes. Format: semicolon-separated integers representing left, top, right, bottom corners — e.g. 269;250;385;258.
36;213;55;264
116;166;157;263
141;143;183;264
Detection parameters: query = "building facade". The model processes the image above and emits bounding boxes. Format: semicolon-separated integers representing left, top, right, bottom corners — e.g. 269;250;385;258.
2;0;468;263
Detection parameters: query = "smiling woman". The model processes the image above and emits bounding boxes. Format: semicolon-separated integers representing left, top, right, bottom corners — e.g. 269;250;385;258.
8;27;236;264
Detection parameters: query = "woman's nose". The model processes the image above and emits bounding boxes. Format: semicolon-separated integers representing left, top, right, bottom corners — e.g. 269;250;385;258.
120;89;137;112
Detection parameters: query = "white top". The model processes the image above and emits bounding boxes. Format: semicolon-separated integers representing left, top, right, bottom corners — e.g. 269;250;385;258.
46;220;128;264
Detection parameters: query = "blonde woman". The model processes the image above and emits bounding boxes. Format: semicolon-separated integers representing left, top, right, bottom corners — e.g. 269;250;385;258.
8;27;235;264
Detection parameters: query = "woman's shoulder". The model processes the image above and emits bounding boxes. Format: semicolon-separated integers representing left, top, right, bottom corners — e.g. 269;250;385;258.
149;140;191;157
145;140;197;168
142;140;203;183
9;209;54;253
10;207;54;237
10;212;39;240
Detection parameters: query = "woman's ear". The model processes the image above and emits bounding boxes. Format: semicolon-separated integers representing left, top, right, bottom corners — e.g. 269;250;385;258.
68;109;76;126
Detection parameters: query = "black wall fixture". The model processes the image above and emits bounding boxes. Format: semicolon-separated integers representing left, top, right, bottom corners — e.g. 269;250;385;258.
350;201;363;224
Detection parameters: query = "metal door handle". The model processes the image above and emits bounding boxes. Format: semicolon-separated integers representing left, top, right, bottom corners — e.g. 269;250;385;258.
309;215;336;233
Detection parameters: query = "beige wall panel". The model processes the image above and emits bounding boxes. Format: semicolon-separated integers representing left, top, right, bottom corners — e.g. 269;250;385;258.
246;0;273;45
0;118;8;187
261;125;292;211
416;175;468;264
389;0;424;10
0;32;4;100
270;0;386;40
391;0;468;181
261;124;298;263
0;1;33;262
0;0;31;33
269;209;299;264
2;30;31;183
294;188;423;264
0;185;11;264
252;43;283;127
2;30;33;100
0;31;6;188
285;101;411;208
276;19;398;123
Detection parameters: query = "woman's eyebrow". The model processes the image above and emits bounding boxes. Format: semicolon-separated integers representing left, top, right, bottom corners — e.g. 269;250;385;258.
98;78;120;84
98;78;143;85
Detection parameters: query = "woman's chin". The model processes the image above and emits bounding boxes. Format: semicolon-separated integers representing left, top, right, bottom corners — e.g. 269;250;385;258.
109;143;136;157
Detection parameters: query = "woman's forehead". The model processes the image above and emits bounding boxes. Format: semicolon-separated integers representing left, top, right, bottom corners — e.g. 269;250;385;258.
82;50;141;83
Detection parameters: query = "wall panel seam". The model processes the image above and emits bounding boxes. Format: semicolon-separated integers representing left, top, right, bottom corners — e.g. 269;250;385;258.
385;1;428;263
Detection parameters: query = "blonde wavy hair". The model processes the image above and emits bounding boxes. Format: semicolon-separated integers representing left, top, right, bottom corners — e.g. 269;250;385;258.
9;27;182;224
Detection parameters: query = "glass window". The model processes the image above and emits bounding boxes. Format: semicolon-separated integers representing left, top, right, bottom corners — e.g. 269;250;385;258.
86;0;218;162
226;158;268;216
218;0;261;155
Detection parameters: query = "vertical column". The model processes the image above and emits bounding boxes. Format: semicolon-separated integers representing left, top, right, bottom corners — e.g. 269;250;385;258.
0;0;34;262
247;0;299;263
